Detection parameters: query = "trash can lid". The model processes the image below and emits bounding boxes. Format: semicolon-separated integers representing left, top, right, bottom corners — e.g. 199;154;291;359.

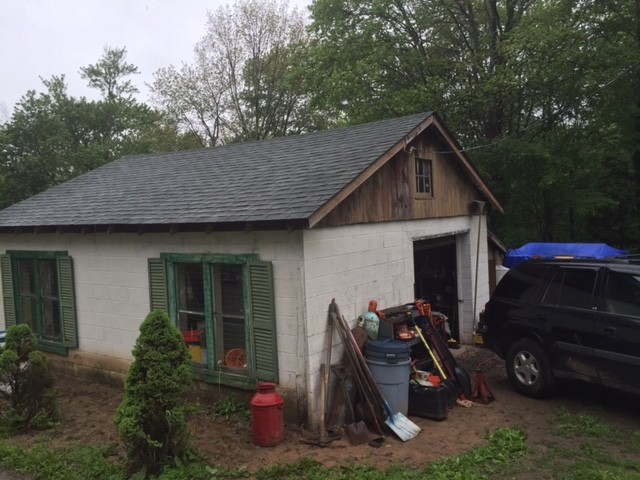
365;338;411;356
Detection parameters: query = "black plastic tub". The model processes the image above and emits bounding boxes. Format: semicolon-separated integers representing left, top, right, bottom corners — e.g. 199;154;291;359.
408;379;459;420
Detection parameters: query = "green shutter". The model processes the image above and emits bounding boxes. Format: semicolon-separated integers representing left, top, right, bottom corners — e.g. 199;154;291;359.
148;258;168;311
249;260;278;382
57;256;78;348
1;255;16;328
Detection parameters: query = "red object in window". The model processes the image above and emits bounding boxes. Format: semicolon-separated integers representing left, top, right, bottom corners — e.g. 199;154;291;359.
182;330;199;344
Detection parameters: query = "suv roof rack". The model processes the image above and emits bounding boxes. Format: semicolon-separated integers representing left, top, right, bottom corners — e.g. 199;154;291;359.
613;254;640;264
524;255;640;265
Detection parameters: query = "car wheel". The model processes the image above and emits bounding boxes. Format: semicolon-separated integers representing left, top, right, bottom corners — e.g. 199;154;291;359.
506;338;554;398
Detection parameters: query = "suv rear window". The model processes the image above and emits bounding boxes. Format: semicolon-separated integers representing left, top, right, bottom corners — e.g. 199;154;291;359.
541;268;598;309
493;264;549;301
605;271;640;316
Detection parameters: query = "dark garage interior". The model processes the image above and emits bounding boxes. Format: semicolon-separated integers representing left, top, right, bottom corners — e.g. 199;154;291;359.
413;236;459;341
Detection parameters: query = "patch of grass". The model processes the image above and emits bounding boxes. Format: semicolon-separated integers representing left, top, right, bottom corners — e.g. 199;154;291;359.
154;463;250;480
0;428;528;480
0;420;637;480
256;458;325;479
521;409;640;480
629;430;640;453
0;441;125;480
553;410;613;438
424;427;527;480
541;441;575;460
553;457;640;480
252;428;527;480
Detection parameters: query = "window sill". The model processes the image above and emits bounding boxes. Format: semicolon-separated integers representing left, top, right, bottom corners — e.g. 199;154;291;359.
191;364;256;390
37;341;69;356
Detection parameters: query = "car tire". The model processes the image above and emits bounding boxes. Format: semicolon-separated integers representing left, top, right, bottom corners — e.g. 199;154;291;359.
506;338;554;398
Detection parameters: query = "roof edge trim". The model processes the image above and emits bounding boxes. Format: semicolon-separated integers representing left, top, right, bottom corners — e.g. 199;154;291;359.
308;114;435;228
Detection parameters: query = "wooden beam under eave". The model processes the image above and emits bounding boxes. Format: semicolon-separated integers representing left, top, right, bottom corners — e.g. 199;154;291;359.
308;115;435;228
137;226;146;236
170;224;180;235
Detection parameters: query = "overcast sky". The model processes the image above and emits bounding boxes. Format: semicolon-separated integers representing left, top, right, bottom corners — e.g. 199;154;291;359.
0;0;311;119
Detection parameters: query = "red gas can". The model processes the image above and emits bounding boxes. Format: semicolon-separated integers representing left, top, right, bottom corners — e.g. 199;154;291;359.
250;382;284;447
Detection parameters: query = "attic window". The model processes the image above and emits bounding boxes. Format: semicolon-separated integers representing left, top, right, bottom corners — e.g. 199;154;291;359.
415;158;433;196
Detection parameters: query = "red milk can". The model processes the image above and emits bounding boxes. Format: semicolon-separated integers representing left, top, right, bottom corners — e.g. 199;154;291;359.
250;382;284;446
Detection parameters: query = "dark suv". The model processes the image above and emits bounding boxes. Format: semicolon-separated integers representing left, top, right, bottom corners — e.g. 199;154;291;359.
480;258;640;398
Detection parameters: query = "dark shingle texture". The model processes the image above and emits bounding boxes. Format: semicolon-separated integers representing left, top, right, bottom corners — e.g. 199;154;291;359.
0;113;431;227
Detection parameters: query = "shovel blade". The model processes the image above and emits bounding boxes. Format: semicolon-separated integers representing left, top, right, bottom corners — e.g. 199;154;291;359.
346;421;371;445
385;412;421;441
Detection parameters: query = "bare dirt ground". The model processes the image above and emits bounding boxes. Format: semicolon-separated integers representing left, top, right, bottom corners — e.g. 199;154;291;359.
8;345;640;474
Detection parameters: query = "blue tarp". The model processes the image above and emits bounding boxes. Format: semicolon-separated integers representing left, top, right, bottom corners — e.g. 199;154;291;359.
503;242;628;268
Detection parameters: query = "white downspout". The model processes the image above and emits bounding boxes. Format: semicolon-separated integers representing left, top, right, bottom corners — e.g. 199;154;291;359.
471;200;486;339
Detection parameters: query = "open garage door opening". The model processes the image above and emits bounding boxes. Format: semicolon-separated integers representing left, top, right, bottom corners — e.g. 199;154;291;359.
413;236;459;342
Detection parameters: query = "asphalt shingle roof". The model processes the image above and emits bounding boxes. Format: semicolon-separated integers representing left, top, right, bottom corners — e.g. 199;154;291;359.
0;112;432;229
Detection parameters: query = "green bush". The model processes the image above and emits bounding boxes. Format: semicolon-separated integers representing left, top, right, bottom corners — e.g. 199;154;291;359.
114;309;193;476
0;324;58;432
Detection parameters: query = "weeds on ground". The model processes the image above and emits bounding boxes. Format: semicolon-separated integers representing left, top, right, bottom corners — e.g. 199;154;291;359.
0;427;526;480
423;427;527;480
0;441;124;480
515;409;640;480
553;409;613;438
0;419;638;480
212;396;251;421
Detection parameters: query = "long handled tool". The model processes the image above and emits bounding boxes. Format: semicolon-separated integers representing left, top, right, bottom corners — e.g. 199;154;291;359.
413;316;472;399
414;324;447;379
319;303;334;442
329;301;386;436
333;303;420;441
332;365;374;445
419;316;473;399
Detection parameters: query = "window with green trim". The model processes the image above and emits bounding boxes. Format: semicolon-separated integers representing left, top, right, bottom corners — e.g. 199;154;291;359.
148;254;278;388
1;251;78;354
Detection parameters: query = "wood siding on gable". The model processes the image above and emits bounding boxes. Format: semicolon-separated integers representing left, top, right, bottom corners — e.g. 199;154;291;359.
315;129;483;228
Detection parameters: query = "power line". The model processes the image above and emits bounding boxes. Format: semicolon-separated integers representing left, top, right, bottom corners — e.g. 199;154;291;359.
435;62;640;155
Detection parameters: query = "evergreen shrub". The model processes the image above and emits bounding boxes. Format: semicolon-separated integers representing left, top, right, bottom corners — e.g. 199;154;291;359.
115;309;193;476
0;324;58;432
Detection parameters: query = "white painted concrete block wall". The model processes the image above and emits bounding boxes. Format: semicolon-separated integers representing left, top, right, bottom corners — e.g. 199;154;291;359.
301;214;488;425
0;230;306;395
0;213;492;427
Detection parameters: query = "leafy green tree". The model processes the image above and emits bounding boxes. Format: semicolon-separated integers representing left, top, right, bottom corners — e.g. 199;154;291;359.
114;310;193;476
0;47;179;209
0;325;58;432
306;0;640;250
80;46;141;102
152;0;315;146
